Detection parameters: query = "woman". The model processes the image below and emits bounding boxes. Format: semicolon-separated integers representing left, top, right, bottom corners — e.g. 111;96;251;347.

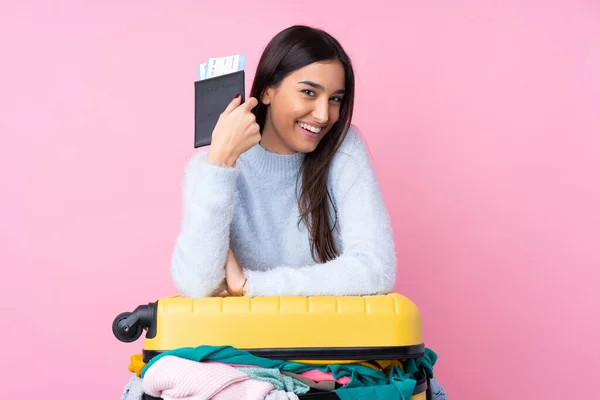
171;25;397;298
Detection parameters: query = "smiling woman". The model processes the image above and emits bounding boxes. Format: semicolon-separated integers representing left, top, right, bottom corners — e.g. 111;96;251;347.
258;62;347;154
170;25;397;298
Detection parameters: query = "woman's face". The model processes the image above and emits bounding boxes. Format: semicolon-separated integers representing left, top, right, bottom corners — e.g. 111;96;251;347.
260;60;346;154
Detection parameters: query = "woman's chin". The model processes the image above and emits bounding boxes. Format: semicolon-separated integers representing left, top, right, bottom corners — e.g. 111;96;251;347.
292;140;320;153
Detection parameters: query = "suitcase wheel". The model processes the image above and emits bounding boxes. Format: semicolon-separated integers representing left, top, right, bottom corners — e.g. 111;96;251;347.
112;312;143;343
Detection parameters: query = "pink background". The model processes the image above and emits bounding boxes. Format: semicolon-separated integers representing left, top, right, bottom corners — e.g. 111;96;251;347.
1;1;598;398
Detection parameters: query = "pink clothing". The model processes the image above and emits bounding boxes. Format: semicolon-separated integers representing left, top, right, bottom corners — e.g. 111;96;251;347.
298;370;351;385
205;361;261;369
143;355;275;400
205;361;350;385
206;360;352;386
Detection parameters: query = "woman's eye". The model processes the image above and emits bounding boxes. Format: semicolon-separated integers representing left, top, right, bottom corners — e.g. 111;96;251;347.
331;96;343;103
301;89;316;96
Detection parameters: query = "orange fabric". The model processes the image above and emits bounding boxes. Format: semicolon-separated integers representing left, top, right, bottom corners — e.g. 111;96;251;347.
128;354;146;377
373;359;405;373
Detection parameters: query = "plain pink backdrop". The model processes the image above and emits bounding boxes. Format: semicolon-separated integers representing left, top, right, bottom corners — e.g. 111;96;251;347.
1;0;598;398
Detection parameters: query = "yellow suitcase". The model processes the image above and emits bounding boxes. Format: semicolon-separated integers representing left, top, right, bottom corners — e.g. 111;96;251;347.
113;292;428;399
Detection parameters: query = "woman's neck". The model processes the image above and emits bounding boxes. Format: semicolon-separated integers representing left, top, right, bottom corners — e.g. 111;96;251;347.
260;122;297;155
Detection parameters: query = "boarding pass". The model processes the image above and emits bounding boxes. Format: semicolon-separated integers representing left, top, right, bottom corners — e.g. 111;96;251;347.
198;53;245;81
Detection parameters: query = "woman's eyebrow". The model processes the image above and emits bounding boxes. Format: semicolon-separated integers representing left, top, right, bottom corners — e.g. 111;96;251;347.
298;80;345;95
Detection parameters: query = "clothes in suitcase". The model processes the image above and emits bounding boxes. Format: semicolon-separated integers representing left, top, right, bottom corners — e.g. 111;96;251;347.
121;350;431;400
114;292;445;400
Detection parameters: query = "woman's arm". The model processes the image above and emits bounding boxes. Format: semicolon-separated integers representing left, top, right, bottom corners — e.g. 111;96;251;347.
243;130;397;297
170;151;240;298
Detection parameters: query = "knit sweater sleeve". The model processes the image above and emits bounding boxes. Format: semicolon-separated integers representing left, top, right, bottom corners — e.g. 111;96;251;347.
244;129;397;297
170;151;240;298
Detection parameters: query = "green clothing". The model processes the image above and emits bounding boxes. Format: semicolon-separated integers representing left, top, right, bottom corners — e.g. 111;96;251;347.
140;345;437;400
236;367;310;394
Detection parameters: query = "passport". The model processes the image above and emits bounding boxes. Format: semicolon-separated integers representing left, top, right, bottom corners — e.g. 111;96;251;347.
194;53;246;148
194;70;245;148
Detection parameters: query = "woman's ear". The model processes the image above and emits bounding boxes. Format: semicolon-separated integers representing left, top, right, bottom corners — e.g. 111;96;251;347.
261;87;274;105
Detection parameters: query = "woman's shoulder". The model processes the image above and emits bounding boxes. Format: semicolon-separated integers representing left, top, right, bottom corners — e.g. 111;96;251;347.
182;148;208;172
328;125;376;194
184;148;238;172
181;148;241;184
331;125;372;171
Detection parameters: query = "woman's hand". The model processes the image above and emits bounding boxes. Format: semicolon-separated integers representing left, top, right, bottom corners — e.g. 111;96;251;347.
218;249;247;296
207;95;260;167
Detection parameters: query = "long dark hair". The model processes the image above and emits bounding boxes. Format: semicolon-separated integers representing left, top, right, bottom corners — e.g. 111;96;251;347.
249;25;355;263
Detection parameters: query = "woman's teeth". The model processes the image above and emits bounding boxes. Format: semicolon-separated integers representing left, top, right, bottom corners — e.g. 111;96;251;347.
298;122;321;134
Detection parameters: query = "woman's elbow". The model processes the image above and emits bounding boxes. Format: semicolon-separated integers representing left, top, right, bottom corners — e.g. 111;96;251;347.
170;254;214;298
370;271;395;295
350;250;396;295
373;252;397;294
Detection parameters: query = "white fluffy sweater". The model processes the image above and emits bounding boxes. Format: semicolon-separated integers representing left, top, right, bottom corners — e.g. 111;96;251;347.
170;127;397;297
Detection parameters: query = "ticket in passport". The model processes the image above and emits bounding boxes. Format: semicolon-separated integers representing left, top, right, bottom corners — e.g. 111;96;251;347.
198;53;245;81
